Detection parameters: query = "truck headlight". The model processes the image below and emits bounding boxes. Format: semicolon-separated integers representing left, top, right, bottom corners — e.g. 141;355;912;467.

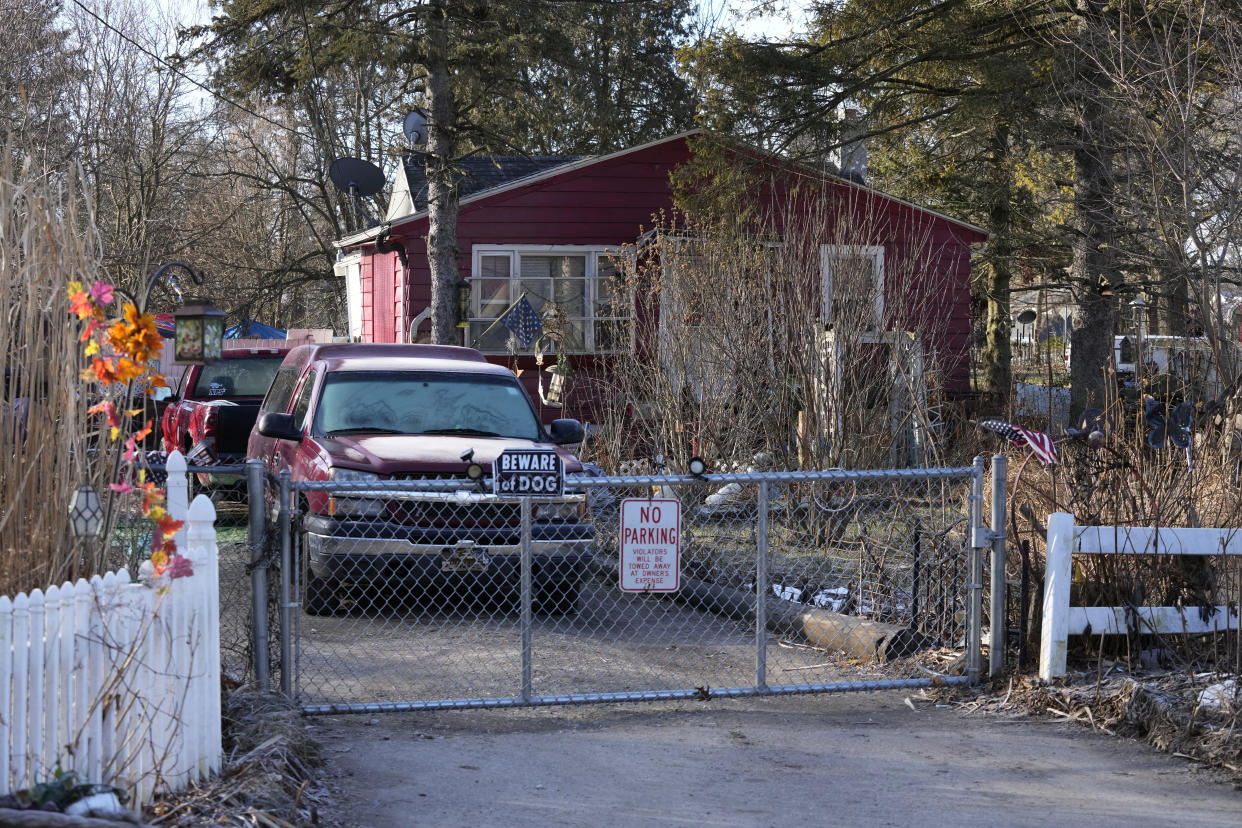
329;468;384;518
534;499;584;522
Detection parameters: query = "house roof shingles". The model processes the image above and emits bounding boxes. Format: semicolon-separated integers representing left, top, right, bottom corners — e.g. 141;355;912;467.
401;154;581;212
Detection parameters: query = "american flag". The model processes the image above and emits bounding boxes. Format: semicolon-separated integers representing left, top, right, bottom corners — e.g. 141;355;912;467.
502;295;543;348
979;419;1059;466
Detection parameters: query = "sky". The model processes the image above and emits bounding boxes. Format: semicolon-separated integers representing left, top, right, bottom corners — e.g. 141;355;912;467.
713;0;810;41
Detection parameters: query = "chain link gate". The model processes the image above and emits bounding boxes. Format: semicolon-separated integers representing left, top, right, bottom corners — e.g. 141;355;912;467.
269;462;988;714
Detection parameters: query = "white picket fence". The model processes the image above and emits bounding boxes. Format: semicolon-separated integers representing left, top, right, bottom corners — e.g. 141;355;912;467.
1040;513;1242;681
0;451;222;806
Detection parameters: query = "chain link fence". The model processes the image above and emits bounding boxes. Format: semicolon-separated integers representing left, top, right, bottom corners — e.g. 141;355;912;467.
265;465;985;713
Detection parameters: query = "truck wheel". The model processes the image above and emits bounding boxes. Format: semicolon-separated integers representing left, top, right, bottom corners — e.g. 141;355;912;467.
535;574;581;616
304;575;338;616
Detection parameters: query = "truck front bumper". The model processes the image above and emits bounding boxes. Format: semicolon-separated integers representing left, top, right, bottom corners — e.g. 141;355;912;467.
300;515;593;584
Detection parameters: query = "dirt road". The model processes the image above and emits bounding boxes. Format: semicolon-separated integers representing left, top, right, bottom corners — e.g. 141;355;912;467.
312;691;1240;827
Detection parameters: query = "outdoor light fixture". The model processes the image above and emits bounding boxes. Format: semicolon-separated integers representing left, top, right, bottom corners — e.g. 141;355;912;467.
173;303;226;365
110;261;224;366
69;485;104;539
455;278;472;329
687;456;708;477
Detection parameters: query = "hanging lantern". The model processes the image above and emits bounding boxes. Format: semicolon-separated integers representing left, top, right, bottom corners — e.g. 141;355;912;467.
68;485;104;539
455;278;472;329
173;303;225;365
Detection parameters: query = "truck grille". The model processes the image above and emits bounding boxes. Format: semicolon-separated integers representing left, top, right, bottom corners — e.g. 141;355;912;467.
386;472;519;527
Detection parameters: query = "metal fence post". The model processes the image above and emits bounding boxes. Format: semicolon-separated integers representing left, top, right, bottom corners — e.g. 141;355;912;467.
967;456;985;684
989;454;1007;677
278;470;293;698
755;476;769;692
520;497;532;703
245;460;270;693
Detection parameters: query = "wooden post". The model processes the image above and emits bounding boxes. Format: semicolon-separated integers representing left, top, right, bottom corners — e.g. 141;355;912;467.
1039;512;1075;681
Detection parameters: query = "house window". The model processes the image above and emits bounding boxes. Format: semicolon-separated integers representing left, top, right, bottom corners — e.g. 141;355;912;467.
820;244;885;329
468;246;629;353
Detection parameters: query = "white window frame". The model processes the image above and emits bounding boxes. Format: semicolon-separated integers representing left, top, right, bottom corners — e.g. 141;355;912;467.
469;245;630;354
820;244;885;328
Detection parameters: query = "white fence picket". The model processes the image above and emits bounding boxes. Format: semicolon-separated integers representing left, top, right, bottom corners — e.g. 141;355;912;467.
27;589;44;780
41;584;60;781
57;581;73;773
12;592;29;788
0;596;11;791
86;573;104;786
0;453;222;806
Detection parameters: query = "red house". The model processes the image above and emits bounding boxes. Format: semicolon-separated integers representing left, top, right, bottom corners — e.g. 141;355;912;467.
334;131;985;427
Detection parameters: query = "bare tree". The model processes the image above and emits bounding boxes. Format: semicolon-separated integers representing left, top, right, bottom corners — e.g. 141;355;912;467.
0;0;79;170
594;150;961;475
68;0;213;304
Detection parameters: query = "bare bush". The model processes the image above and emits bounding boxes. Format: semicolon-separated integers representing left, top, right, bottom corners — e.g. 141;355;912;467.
588;156;967;475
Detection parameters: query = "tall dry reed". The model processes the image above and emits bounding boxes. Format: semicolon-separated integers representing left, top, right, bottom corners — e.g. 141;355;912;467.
0;164;121;595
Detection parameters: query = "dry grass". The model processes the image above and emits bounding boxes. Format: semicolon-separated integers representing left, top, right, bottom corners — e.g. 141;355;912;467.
995;368;1242;674
146;691;327;827
943;670;1242;781
0;163;125;595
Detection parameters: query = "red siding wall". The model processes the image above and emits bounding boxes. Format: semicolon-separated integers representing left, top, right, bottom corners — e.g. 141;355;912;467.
366;250;400;343
359;134;984;417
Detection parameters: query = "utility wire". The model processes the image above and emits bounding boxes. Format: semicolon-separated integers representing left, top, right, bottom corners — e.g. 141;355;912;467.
70;0;319;143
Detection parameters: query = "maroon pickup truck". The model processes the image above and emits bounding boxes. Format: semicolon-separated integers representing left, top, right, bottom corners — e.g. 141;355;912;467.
247;343;592;616
162;346;289;480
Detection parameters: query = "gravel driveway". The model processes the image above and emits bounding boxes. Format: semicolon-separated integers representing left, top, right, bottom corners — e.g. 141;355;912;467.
288;568;924;709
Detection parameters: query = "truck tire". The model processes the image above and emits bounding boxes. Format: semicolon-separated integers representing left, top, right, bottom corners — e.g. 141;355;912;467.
535;572;581;616
304;574;338;616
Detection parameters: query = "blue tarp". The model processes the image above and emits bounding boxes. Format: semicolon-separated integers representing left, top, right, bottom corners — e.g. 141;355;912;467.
225;320;286;339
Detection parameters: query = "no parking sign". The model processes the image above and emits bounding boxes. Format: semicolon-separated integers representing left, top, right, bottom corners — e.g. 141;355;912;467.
619;498;681;592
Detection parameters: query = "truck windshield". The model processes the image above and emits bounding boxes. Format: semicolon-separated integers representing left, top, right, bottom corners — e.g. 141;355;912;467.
315;371;541;440
192;356;283;397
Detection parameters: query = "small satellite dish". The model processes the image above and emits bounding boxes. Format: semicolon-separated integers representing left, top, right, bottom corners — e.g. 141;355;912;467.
328;157;385;197
328;157;384;229
403;110;428;149
1016;309;1037;325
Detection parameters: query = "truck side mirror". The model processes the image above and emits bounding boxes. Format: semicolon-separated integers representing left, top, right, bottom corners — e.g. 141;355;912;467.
548;418;584;446
258;412;302;442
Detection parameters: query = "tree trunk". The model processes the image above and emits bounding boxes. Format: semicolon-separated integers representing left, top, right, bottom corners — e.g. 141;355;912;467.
1068;0;1120;414
980;120;1013;412
425;0;460;346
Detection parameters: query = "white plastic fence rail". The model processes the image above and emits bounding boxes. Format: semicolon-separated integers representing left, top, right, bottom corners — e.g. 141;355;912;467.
1040;512;1242;681
0;451;222;806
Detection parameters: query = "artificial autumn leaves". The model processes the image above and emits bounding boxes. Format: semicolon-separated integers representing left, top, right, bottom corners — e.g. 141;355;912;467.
67;279;191;578
69;280;162;386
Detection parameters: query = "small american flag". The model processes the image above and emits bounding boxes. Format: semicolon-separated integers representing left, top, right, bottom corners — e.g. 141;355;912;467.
502;295;543;348
980;419;1058;466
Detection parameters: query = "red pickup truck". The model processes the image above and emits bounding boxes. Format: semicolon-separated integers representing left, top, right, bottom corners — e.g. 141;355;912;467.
162;346;289;478
247;343;592;616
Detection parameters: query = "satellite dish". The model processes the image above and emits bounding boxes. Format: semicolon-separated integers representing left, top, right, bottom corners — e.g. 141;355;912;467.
403;110;428;149
1016;309;1037;325
328;157;384;229
328;157;385;197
